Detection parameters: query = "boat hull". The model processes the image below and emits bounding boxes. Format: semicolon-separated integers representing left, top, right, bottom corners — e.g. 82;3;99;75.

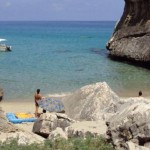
0;45;11;52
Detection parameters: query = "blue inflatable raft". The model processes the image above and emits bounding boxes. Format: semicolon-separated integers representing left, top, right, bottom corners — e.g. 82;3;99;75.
6;113;37;124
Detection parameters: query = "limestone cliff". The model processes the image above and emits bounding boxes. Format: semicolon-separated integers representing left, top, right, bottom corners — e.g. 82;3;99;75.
106;0;150;66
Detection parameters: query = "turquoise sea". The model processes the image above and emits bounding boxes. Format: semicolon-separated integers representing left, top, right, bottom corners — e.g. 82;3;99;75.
0;21;149;101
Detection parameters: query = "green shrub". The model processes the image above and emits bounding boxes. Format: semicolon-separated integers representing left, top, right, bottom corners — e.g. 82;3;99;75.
0;136;114;150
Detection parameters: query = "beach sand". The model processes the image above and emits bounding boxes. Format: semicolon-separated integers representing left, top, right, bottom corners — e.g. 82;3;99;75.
0;101;36;113
1;95;150;133
0;101;43;133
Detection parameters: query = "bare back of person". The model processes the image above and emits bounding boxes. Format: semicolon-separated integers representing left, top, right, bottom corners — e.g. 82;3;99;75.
34;93;42;101
34;89;42;117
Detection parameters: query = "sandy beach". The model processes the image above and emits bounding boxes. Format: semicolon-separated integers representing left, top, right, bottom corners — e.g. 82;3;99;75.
0;101;46;114
0;101;35;113
1;94;150;133
0;101;44;133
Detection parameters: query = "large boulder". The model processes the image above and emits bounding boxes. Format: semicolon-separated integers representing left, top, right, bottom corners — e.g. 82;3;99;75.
63;82;120;121
106;0;150;66
106;98;150;150
0;131;44;145
48;127;68;140
32;113;75;138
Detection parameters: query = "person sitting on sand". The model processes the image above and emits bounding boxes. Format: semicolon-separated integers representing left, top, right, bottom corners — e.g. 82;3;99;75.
34;89;46;117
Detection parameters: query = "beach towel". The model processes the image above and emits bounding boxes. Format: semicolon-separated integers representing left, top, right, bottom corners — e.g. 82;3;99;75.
37;97;65;113
6;113;36;124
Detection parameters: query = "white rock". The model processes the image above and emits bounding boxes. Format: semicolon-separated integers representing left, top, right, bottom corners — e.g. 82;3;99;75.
33;113;75;137
48;127;68;140
63;82;120;121
0;131;44;145
127;141;150;150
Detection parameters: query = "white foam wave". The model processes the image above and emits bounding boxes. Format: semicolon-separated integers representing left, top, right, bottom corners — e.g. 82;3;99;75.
46;92;72;98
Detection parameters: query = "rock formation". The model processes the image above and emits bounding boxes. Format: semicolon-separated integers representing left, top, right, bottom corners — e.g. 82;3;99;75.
48;127;68;140
33;113;107;140
32;113;75;138
1;81;150;149
33;82;120;140
106;0;150;66
32;82;150;149
106;97;150;150
63;82;119;121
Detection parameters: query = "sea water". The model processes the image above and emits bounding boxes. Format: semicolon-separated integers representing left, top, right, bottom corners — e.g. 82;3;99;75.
0;21;149;101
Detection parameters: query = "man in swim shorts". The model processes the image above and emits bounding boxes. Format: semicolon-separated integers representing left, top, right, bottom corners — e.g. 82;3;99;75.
34;89;42;117
34;89;46;117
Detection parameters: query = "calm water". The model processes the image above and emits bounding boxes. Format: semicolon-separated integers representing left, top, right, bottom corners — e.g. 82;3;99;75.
0;21;149;101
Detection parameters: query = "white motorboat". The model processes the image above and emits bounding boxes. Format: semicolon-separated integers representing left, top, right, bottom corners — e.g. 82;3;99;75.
0;39;12;52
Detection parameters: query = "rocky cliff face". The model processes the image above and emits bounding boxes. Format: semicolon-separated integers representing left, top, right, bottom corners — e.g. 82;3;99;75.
106;0;150;65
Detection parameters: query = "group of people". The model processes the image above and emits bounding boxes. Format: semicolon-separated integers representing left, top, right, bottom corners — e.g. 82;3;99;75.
34;89;46;117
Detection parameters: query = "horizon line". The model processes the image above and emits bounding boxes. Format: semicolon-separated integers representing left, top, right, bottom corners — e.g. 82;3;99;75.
0;20;117;22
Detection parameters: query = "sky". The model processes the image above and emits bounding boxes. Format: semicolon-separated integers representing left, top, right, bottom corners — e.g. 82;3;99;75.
0;0;124;21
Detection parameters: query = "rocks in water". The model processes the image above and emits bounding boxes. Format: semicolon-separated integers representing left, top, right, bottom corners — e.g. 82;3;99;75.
106;0;150;65
106;97;150;150
63;82;120;121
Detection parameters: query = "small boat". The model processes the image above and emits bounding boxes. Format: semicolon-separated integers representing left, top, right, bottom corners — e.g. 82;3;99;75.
0;39;12;52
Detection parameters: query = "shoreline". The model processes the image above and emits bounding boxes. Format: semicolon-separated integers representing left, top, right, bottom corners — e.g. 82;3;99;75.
3;90;150;102
1;95;150;114
0;95;150;134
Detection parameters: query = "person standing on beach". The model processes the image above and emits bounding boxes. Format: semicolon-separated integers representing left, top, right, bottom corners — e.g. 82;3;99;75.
34;89;46;117
0;88;3;102
34;89;42;117
138;91;142;97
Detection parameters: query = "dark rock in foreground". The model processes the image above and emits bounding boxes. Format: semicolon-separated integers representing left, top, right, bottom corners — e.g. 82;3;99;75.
106;0;150;66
